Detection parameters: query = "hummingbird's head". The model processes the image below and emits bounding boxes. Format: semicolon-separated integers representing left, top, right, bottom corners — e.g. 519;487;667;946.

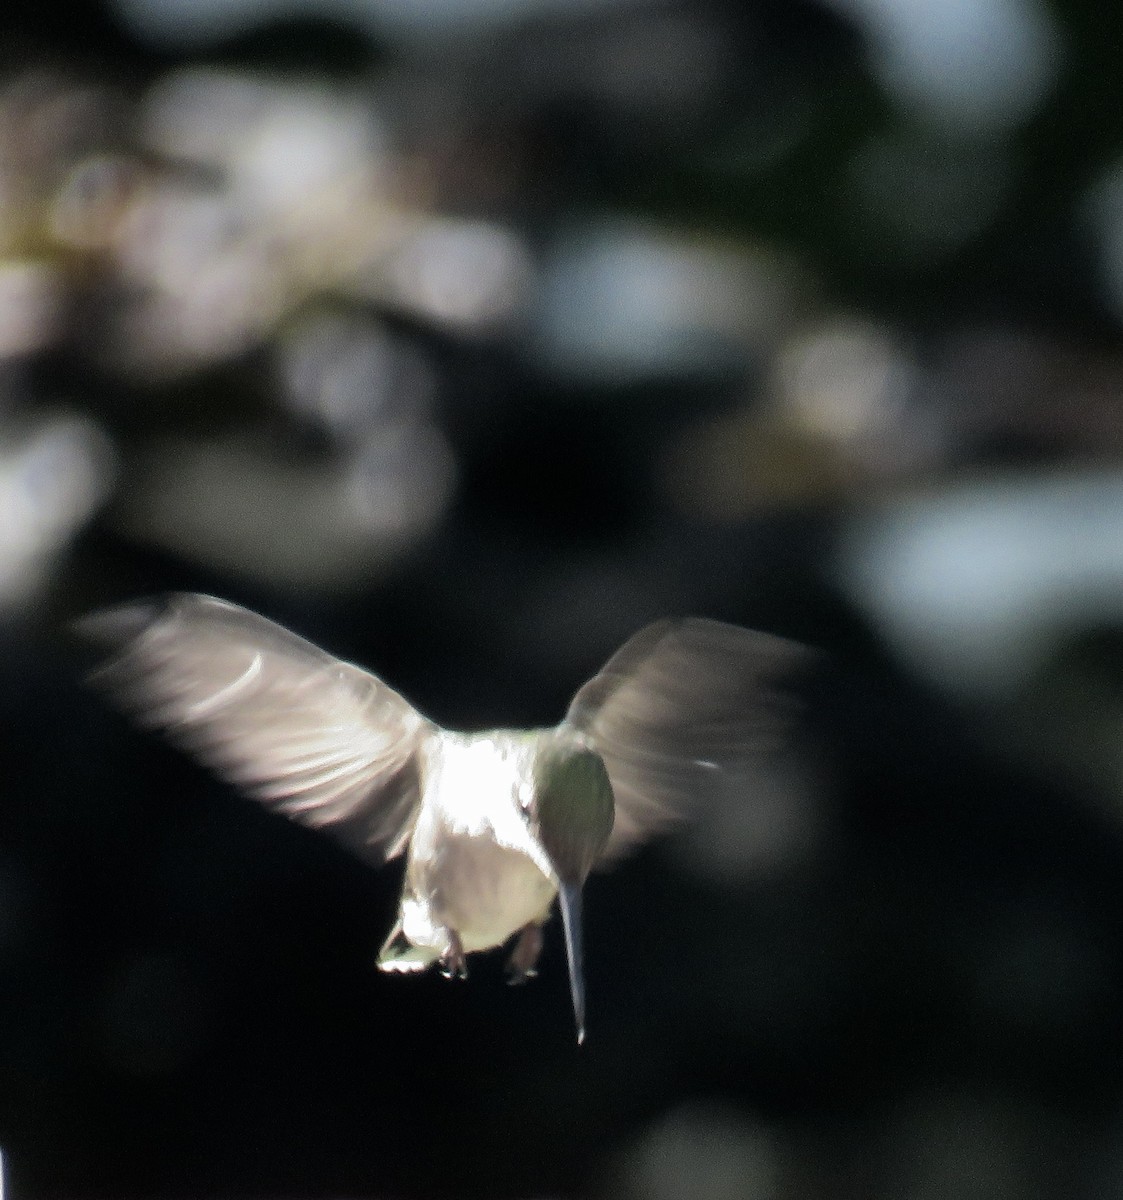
529;734;615;886
528;733;614;1044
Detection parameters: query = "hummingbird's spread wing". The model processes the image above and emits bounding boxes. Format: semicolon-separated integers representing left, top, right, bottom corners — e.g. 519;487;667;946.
564;618;815;862
77;594;435;863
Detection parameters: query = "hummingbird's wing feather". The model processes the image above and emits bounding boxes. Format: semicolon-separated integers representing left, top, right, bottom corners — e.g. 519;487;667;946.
77;594;435;863
565;618;814;862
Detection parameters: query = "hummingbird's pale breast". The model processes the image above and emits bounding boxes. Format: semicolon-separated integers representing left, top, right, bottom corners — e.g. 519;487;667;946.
397;733;558;960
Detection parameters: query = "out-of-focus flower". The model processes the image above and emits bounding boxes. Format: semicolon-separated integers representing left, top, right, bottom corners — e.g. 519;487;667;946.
0;261;62;359
837;471;1123;702
837;470;1123;810
113;427;454;591
0;415;115;606
531;222;798;386
0;72;125;247
661;410;861;518
777;319;917;456
825;0;1063;132
128;307;463;590
660;317;935;518
98;69;394;379
51;155;142;252
277;311;437;443
357;218;534;334
91;68;535;380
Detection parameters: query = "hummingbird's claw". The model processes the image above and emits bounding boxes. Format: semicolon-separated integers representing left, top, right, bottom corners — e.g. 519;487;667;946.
439;930;468;980
506;922;544;985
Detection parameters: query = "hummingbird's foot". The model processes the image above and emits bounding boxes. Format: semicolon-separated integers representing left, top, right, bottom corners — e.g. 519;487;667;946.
439;931;468;980
506;922;544;985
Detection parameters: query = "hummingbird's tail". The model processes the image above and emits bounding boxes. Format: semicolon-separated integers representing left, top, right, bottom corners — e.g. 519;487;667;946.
377;923;439;973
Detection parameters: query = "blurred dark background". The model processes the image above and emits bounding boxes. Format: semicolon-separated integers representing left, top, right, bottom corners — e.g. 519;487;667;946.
2;0;1123;1195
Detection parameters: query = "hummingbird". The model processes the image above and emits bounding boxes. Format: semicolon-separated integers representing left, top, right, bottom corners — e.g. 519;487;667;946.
77;594;811;1042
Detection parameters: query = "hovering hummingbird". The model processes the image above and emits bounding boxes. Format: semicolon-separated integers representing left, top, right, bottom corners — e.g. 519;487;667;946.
77;594;810;1042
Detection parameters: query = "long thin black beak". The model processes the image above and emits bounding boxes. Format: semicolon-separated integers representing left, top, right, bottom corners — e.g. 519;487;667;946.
558;882;586;1045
